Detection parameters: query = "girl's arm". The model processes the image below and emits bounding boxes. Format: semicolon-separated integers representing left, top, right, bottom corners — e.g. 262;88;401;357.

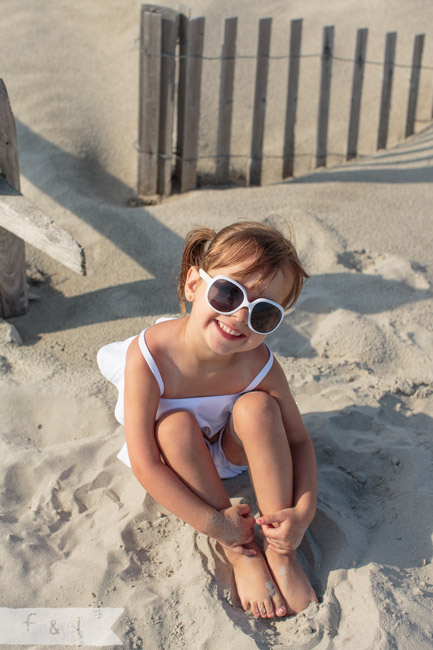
123;337;255;552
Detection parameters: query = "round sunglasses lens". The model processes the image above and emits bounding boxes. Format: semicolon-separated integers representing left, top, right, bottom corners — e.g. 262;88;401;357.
208;279;243;313
251;303;282;333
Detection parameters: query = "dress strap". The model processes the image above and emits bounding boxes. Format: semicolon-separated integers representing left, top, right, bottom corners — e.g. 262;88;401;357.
138;329;165;396
244;343;274;392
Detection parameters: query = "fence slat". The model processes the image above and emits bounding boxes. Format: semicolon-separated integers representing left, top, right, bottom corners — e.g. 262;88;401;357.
175;15;205;193
158;11;179;196
216;17;238;184
176;12;187;185
282;19;302;179
347;28;368;161
137;8;162;199
377;32;397;150
0;177;85;277
316;25;334;168
405;33;425;138
250;17;272;186
0;79;27;318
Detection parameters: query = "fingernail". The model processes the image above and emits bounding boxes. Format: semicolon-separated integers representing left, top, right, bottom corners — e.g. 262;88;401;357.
257;518;263;524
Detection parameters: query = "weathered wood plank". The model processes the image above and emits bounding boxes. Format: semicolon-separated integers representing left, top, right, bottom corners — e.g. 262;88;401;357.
377;32;397;150
0;79;27;318
250;17;272;186
175;15;205;193
405;33;425;138
176;11;188;185
0;176;86;276
316;25;334;168
283;18;302;179
216;17;237;184
347;28;368;161
137;7;162;200
158;9;179;196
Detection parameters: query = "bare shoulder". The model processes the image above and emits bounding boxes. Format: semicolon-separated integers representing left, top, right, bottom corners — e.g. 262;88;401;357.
125;335;143;367
126;320;177;362
145;318;182;351
124;334;161;417
260;353;290;394
125;320;184;387
124;332;157;385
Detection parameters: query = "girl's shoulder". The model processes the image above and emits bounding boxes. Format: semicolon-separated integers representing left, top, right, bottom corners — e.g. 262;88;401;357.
127;318;183;363
125;320;184;396
254;351;288;394
144;317;184;353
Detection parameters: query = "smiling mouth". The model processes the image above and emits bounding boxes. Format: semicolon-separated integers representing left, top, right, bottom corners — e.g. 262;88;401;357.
216;320;244;338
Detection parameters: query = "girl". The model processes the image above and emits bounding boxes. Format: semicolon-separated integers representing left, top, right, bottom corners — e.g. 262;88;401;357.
97;221;318;619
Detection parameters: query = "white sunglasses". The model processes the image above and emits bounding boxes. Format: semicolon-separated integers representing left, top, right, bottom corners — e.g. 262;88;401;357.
199;269;285;335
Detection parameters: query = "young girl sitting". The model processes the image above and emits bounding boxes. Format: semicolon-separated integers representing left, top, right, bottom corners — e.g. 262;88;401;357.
97;221;318;619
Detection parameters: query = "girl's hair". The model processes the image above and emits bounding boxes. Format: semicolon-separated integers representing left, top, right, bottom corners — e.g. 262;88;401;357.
178;221;309;314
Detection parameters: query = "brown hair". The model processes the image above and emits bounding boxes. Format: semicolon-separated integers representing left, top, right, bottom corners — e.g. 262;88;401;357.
178;221;309;314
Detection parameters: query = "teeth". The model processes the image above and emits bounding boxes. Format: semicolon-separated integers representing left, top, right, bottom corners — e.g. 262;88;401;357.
217;320;242;337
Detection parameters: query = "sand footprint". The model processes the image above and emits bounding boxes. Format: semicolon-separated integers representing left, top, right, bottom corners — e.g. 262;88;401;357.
338;249;430;290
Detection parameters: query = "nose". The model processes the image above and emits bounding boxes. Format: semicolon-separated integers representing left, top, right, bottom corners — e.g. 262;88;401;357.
233;306;248;324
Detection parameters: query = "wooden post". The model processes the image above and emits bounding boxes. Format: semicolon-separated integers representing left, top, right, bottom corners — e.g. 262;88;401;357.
405;34;425;138
316;25;334;168
0;80;27;318
347;28;368;161
175;14;205;193
283;18;302;179
0;177;85;276
250;17;272;186
216;17;237;184
158;10;179;196
137;6;162;200
377;32;397;150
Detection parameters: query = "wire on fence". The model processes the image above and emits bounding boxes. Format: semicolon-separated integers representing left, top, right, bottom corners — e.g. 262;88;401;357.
133;142;386;163
134;41;433;70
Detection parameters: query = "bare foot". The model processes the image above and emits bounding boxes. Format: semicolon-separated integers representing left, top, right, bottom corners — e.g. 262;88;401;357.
264;545;318;616
224;543;287;618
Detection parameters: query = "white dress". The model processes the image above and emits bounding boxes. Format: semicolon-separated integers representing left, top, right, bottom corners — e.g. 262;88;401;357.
97;326;274;479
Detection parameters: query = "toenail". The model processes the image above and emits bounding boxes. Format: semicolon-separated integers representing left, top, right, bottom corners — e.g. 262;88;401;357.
277;607;286;616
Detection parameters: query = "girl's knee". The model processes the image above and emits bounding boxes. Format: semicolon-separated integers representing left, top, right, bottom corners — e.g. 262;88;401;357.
234;391;280;417
155;410;202;455
232;391;282;436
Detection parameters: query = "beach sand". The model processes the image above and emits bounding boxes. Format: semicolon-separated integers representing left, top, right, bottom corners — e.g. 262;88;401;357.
1;1;432;648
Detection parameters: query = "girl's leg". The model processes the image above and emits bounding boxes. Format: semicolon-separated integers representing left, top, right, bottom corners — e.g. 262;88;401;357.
155;410;286;618
156;410;228;511
223;391;318;615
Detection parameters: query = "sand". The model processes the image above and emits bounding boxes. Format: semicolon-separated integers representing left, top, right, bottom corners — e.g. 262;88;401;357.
1;1;433;648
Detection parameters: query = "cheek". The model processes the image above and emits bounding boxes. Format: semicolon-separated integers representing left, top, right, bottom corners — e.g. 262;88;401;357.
191;293;214;320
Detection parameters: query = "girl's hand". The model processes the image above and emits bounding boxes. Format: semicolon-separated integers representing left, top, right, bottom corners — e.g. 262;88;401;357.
256;508;309;555
211;504;257;556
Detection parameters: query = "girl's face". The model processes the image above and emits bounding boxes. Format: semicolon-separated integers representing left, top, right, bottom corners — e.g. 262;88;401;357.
185;260;291;356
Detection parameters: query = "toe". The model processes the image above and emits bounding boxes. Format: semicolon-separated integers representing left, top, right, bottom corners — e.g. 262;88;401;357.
264;598;275;618
258;601;270;618
272;593;287;618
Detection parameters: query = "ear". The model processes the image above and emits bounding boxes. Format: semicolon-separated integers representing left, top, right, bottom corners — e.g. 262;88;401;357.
184;266;201;303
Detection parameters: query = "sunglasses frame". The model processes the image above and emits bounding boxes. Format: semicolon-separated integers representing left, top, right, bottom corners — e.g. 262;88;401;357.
199;268;285;335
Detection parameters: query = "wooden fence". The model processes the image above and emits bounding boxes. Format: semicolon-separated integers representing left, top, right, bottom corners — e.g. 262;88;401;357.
0;80;85;318
136;4;432;201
